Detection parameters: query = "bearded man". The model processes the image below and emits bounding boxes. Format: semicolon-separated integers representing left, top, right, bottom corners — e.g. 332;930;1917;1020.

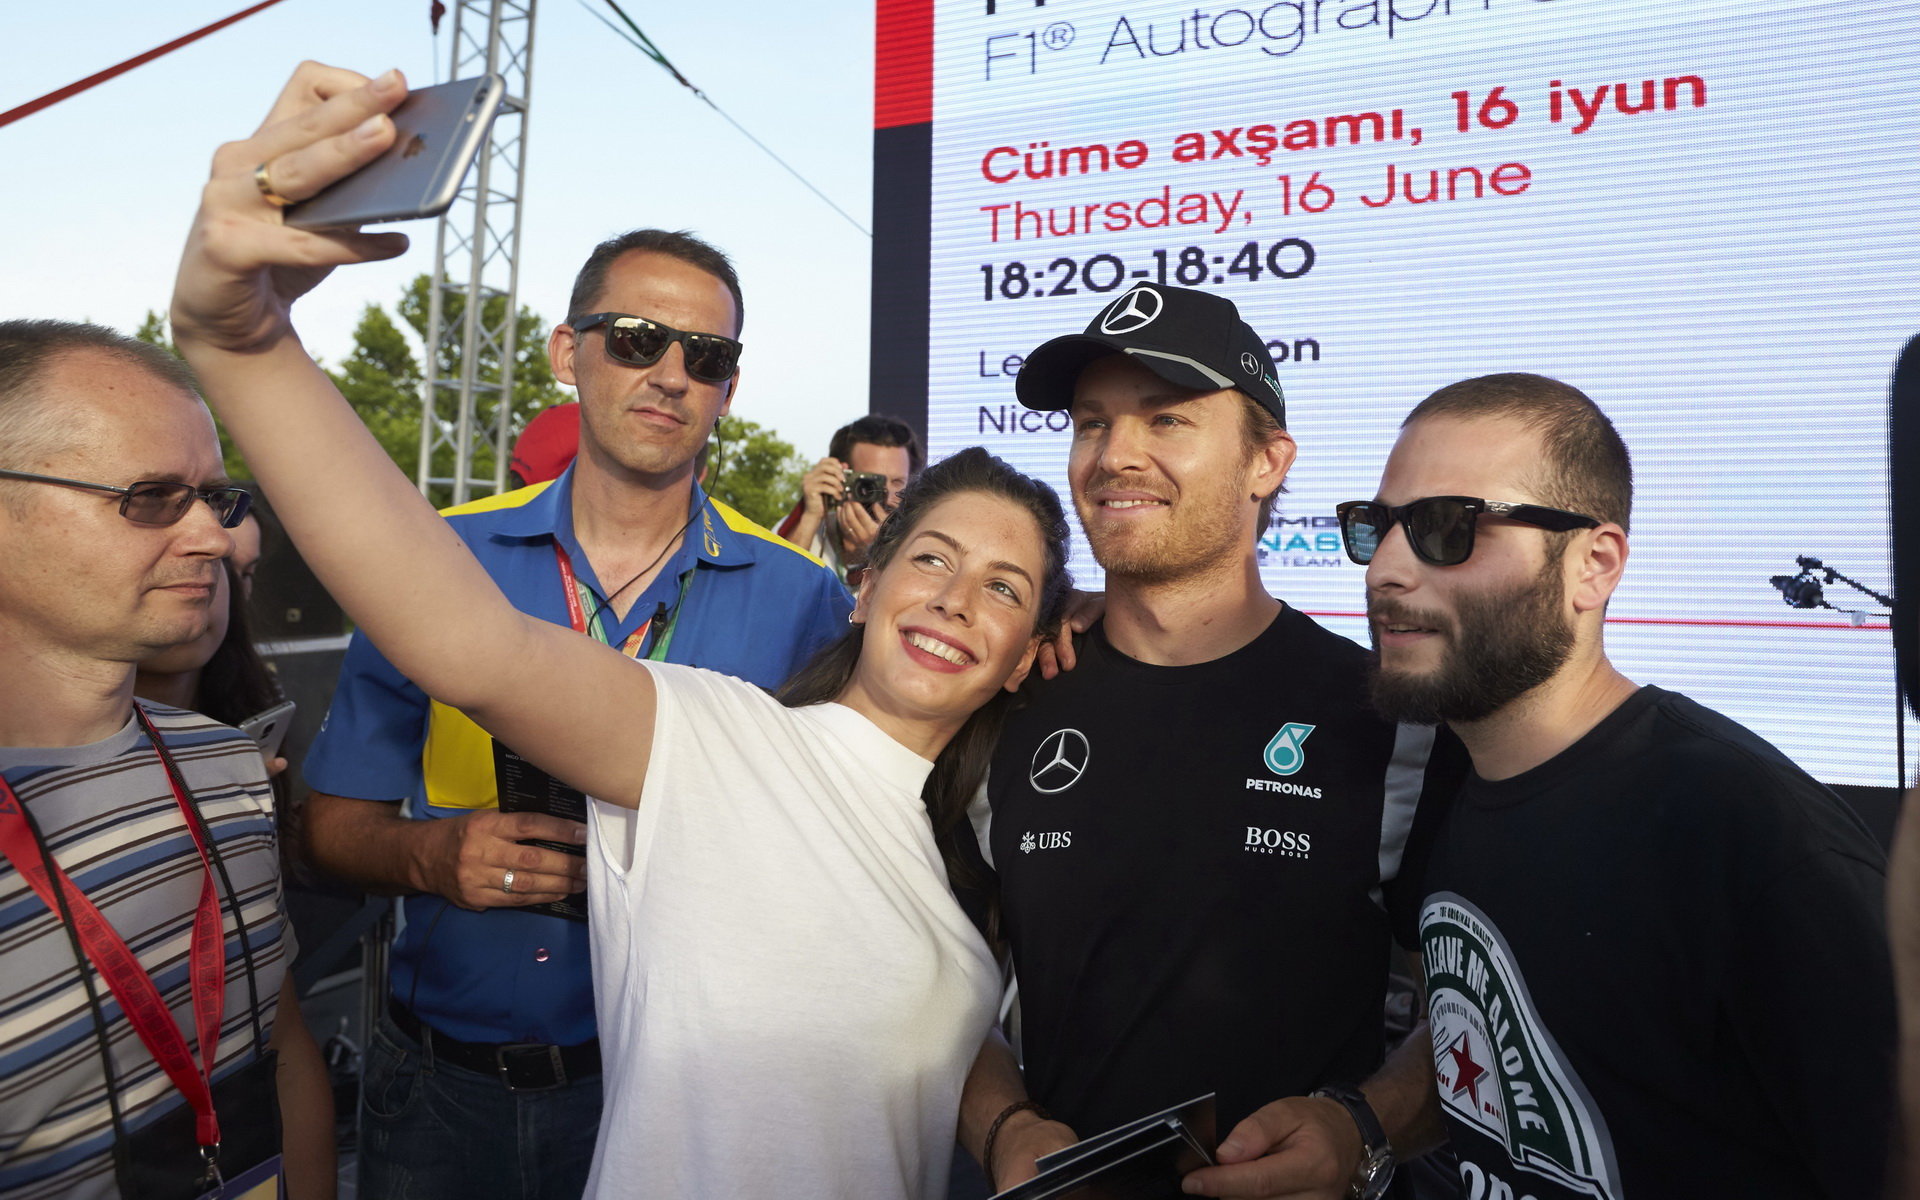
1349;373;1895;1198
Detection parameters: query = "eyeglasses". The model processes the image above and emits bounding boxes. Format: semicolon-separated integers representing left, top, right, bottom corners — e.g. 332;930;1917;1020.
0;468;252;529
570;312;743;384
1335;496;1599;567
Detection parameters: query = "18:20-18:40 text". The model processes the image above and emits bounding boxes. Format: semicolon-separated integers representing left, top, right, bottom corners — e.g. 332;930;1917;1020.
980;239;1316;302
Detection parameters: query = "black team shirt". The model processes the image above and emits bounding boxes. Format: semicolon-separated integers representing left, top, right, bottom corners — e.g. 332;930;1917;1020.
982;606;1463;1135
1402;686;1895;1199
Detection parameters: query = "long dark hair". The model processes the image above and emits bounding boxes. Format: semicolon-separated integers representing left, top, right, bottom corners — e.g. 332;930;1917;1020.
777;447;1072;913
192;559;285;727
188;550;304;880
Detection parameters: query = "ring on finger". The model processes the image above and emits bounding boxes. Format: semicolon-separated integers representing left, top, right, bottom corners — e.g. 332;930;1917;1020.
502;869;517;894
253;161;295;208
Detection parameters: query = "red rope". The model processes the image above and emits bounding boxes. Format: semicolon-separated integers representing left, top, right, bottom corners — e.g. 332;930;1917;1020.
0;0;293;130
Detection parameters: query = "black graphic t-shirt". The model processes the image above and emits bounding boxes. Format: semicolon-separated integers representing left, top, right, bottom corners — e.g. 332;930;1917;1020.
982;606;1463;1135
1403;686;1895;1200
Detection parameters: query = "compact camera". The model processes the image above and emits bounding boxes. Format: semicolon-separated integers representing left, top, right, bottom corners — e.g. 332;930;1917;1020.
838;471;890;509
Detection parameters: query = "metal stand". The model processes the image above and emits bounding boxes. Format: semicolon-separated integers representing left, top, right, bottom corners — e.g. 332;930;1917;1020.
418;0;538;505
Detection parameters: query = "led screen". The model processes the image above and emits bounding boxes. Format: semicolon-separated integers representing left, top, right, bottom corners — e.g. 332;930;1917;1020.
872;0;1913;787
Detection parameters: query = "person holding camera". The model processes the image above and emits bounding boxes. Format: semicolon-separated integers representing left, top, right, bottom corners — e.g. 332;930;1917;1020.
779;414;922;583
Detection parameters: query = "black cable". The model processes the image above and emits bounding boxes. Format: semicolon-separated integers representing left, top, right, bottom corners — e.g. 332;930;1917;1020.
141;710;265;1053
21;796;135;1183
577;502;701;632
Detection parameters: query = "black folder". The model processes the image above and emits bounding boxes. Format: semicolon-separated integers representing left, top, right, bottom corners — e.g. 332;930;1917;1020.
989;1093;1216;1200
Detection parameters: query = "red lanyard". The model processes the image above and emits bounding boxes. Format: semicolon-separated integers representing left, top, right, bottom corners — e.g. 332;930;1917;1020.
0;707;228;1152
553;542;654;658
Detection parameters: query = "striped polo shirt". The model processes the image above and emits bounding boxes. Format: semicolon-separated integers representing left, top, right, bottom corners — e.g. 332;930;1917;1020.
0;705;290;1200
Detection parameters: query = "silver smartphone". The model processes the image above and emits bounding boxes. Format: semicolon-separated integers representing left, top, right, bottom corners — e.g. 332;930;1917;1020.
236;700;297;760
285;74;506;229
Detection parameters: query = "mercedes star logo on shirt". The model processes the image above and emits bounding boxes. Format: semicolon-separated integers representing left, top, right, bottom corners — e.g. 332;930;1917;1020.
1098;285;1165;335
1029;728;1091;793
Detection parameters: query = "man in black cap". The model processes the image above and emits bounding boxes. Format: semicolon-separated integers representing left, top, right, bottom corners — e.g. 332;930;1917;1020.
959;284;1461;1200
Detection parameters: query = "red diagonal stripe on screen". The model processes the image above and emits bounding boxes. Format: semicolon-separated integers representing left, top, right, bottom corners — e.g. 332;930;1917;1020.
875;0;933;129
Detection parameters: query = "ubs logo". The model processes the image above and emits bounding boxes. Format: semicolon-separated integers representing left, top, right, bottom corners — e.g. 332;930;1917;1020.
1020;830;1073;853
1029;728;1090;793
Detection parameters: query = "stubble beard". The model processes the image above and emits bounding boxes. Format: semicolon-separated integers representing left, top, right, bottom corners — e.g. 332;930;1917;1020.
580;406;702;480
1367;555;1576;725
1078;476;1248;587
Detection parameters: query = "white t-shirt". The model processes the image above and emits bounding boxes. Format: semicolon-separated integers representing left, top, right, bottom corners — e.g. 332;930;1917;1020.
584;662;1000;1199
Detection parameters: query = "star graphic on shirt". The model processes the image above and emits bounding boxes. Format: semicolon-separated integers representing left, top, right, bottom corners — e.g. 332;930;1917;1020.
1444;1030;1487;1107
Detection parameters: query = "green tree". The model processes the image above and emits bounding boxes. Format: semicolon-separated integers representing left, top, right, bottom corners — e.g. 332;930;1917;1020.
705;414;805;528
390;274;567;498
331;303;425;472
134;287;809;524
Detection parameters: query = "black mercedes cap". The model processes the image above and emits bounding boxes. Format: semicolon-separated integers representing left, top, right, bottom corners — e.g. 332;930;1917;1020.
1014;283;1286;425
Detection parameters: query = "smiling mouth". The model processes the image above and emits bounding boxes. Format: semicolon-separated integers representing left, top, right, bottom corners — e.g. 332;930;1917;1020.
903;629;974;666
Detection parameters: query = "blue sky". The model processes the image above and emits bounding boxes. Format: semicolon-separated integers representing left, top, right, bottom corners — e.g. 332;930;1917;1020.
0;0;875;460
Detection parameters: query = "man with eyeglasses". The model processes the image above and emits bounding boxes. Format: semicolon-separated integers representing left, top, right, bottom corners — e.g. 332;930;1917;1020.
299;230;850;1200
963;284;1463;1200
0;320;334;1197
1348;372;1894;1198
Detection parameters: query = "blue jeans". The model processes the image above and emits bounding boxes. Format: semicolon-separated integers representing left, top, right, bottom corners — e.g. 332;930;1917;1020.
357;1015;603;1200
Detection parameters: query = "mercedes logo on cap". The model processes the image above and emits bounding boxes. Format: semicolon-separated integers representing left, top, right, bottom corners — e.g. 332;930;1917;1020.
1098;286;1164;336
1029;728;1091;793
1240;352;1260;375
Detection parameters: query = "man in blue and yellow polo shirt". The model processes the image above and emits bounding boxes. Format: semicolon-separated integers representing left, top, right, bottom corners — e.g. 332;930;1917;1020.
303;230;850;1200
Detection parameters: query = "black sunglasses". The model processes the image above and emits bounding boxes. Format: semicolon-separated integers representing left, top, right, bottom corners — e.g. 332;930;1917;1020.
570;312;743;384
1335;496;1600;567
0;468;252;529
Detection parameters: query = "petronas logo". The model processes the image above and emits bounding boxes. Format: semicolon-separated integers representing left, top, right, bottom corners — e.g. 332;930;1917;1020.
1422;894;1622;1199
1262;722;1315;776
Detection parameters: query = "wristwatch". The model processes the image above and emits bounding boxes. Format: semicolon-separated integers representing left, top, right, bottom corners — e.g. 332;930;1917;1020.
1308;1085;1395;1200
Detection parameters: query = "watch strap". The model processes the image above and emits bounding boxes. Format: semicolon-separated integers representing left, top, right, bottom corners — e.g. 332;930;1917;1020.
1308;1085;1394;1199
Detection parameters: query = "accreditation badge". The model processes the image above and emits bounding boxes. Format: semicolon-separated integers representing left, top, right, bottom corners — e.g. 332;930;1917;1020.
197;1154;283;1200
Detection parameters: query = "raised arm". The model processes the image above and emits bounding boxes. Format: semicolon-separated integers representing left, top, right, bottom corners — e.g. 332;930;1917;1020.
171;62;652;807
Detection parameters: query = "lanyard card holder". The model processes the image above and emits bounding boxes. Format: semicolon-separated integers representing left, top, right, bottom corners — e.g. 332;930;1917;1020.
0;707;277;1200
122;1049;283;1200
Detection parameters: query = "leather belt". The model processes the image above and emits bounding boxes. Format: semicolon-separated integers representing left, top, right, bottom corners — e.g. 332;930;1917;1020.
387;998;599;1091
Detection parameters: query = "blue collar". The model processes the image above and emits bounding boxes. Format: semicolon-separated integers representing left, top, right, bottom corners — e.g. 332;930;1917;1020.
490;464;756;569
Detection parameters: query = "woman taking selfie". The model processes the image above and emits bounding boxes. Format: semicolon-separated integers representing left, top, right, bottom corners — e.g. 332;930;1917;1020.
169;63;1071;1198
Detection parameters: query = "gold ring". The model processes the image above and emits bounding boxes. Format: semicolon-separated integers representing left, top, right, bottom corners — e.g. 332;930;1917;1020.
253;161;294;208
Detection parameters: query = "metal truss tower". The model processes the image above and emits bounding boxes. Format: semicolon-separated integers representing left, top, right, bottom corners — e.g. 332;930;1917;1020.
417;0;537;504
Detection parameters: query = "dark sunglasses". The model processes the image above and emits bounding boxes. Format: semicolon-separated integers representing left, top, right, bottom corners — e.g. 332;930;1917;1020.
1335;495;1599;567
570;312;743;384
0;468;252;529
